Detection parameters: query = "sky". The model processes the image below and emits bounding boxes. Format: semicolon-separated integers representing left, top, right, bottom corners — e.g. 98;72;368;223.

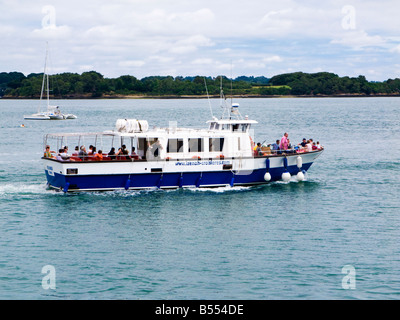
2;0;400;81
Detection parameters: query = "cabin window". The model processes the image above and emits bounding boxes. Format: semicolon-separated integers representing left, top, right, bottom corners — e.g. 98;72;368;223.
221;124;231;131
188;138;204;152
167;138;184;153
137;137;147;159
209;138;224;152
140;137;162;159
241;124;248;132
232;124;239;131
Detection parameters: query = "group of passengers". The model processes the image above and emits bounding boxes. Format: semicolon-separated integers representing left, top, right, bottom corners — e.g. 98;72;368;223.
44;144;140;161
107;145;141;160
298;138;322;152
254;132;322;156
44;145;73;161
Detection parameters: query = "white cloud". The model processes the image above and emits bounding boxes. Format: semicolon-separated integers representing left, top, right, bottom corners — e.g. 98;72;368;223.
258;9;294;36
118;60;146;68
263;55;283;63
192;58;214;65
331;30;387;50
168;35;214;54
1;0;400;80
390;45;400;54
31;25;72;40
78;65;95;72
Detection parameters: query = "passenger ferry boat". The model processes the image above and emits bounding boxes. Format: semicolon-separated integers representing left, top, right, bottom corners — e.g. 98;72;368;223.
42;102;323;192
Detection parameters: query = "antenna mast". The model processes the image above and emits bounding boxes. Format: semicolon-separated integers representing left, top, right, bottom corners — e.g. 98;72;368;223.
230;60;233;107
204;77;213;119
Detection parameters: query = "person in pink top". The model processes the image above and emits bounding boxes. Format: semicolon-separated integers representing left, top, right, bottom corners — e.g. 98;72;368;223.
280;132;289;150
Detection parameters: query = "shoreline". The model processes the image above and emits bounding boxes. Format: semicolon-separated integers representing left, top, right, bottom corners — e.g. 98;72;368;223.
2;93;400;100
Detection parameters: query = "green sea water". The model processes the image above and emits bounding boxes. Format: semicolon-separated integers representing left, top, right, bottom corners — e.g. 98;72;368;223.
0;97;399;299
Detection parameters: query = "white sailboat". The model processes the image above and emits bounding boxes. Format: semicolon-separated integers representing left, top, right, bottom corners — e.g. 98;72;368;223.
24;44;77;120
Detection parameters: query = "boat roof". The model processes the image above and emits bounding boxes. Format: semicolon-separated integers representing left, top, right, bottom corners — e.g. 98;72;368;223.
44;132;113;138
206;119;258;124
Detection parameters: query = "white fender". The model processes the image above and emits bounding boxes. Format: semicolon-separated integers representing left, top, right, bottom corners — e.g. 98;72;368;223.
296;156;303;169
281;172;291;182
296;171;305;181
264;172;271;182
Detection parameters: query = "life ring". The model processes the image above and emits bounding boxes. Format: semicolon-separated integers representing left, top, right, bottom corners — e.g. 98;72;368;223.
217;154;224;159
192;155;201;159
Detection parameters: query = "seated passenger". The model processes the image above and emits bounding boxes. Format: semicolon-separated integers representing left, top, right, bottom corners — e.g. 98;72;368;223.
93;150;103;161
131;147;140;159
316;141;322;150
271;140;280;153
254;142;262;156
72;146;79;156
87;145;94;155
306;140;313;152
312;142;317;150
56;148;64;161
91;146;96;156
286;139;294;153
60;146;71;160
122;146;130;159
108;147;116;160
299;138;307;147
116;145;130;160
44;145;53;158
78;145;88;161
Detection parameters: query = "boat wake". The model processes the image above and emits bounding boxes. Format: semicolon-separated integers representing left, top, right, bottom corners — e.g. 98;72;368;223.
0;183;51;197
186;185;252;193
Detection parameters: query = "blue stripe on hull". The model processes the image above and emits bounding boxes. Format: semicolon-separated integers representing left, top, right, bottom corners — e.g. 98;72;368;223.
46;163;313;192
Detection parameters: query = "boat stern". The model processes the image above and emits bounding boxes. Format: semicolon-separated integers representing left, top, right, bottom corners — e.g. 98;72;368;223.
43;159;67;190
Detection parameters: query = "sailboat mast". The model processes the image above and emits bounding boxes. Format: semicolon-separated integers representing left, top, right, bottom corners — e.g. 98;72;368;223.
39;44;49;113
46;55;50;109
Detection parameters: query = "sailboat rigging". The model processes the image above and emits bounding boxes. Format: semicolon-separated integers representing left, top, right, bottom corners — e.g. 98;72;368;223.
24;44;77;120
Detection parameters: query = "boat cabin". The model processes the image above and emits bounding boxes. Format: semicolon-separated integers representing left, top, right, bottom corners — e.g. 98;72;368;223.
44;117;259;162
207;118;258;133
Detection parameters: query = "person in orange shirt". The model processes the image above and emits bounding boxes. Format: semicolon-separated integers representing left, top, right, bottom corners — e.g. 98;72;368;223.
93;150;103;161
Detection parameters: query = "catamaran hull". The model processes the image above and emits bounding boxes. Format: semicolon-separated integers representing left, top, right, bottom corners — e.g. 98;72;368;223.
24;114;51;120
43;151;323;192
24;113;65;120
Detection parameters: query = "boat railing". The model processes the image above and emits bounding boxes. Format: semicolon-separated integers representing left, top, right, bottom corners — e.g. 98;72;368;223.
43;147;324;163
253;146;324;157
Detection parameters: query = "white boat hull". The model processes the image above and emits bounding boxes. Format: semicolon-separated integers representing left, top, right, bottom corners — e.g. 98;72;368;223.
24;114;51;120
42;150;323;192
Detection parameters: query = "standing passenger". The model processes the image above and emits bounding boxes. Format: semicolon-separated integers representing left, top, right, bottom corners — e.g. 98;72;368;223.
280;132;289;151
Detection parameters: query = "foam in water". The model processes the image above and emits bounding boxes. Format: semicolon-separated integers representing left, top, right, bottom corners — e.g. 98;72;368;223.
0;183;50;196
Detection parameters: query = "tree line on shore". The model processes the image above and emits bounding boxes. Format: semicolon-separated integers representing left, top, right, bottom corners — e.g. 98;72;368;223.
1;70;400;98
